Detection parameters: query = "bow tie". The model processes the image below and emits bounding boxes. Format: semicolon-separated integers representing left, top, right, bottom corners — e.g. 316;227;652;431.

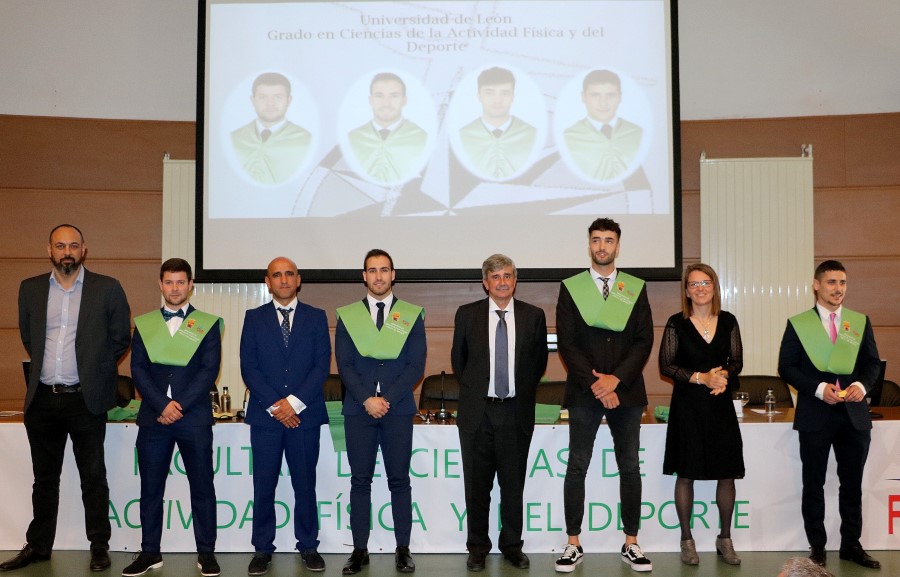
162;309;185;322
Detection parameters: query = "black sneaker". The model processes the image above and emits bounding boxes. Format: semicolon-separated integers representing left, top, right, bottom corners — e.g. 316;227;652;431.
197;552;221;577
122;552;163;577
301;549;326;572
555;544;584;573
621;543;652;572
248;553;272;576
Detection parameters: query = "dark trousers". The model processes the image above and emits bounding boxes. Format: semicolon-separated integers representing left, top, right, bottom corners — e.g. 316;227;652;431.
23;386;110;554
458;399;532;555
344;412;413;549
798;407;870;549
136;424;217;553
564;404;644;537
250;425;321;553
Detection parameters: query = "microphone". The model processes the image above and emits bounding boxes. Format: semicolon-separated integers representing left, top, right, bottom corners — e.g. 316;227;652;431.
435;370;450;421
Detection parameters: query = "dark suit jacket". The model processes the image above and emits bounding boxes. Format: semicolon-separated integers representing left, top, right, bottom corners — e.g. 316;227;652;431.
556;280;653;408
335;298;427;417
18;269;131;415
239;301;331;429
451;298;548;435
778;308;880;432
131;305;222;427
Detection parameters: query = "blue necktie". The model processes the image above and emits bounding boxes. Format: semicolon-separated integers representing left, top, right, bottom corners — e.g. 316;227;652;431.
162;308;185;322
278;307;292;347
495;310;509;399
376;302;385;330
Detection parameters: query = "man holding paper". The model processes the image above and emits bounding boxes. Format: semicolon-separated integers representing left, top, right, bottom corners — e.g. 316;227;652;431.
239;256;331;575
778;260;882;570
451;253;547;571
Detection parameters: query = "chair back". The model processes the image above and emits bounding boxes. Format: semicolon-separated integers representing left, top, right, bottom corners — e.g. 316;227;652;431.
116;374;136;408
418;373;460;411
535;380;566;406
876;379;900;407
740;375;793;408
323;374;344;402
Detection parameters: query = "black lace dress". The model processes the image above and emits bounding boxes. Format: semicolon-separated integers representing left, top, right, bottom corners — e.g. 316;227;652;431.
660;311;745;480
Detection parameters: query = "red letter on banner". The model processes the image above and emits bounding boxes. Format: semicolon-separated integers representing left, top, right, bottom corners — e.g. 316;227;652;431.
889;495;900;535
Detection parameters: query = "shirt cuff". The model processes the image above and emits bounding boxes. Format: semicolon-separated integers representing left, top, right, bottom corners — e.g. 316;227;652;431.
286;394;307;413
815;382;827;400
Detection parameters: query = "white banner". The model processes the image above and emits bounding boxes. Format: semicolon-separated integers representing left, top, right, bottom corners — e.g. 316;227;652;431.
1;419;898;553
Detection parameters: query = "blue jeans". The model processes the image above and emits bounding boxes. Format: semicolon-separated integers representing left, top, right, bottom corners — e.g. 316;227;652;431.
564;404;644;537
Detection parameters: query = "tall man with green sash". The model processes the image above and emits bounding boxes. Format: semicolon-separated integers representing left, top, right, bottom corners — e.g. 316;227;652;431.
123;259;223;577
554;218;654;573
335;249;426;575
778;260;882;570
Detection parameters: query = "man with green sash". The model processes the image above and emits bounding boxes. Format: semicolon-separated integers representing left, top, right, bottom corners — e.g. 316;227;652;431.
778;260;882;570
458;67;537;180
335;249;426;575
563;70;642;182
231;72;312;185
554;218;654;573
346;73;428;184
124;259;223;577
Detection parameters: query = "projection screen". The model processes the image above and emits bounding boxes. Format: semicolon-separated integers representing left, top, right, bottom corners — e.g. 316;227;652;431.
198;0;681;281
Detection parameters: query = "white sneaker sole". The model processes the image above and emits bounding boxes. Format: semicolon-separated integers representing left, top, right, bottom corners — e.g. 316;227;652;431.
122;560;163;577
622;557;653;572
555;557;583;573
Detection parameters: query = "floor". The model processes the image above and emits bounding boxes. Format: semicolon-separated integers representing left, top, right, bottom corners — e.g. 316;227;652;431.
0;550;896;577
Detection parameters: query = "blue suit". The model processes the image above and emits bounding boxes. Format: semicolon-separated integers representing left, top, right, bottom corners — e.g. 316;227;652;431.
239;301;331;553
335;298;426;549
130;305;221;554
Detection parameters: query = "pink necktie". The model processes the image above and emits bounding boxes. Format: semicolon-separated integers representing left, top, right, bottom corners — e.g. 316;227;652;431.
829;312;840;389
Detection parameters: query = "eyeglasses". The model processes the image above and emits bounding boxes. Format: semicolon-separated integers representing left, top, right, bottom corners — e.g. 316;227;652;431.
687;280;712;288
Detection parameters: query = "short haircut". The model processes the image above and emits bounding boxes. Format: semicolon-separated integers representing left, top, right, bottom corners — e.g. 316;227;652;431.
478;67;516;89
778;556;833;577
481;253;517;280
814;259;846;280
252;72;291;96
49;224;84;243
363;249;394;271
681;263;722;318
587;217;622;239
582;69;621;92
160;257;193;281
370;72;406;96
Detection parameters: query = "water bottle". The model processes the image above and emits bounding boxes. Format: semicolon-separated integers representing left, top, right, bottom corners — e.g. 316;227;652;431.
221;386;232;414
764;388;776;415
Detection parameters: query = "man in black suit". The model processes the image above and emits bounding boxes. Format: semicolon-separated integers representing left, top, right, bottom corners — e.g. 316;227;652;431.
778;260;882;569
240;257;331;575
554;218;654;573
451;254;548;572
3;224;130;574
123;258;223;577
335;249;426;575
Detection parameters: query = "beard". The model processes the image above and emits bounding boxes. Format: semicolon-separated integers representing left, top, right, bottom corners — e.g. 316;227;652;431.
52;255;82;276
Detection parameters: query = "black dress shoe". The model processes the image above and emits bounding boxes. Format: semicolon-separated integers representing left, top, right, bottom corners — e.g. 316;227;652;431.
0;543;51;571
90;548;111;572
466;552;486;572
839;545;881;569
809;546;826;567
395;546;415;573
248;553;272;576
342;548;369;575
503;549;530;569
301;549;326;572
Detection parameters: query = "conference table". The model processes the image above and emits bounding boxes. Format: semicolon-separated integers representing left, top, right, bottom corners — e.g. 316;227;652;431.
1;407;898;554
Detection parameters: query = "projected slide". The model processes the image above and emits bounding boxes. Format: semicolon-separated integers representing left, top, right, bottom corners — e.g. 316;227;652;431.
201;0;678;279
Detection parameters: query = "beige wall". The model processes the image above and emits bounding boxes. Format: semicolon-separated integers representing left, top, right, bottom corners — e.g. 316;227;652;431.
1;113;898;411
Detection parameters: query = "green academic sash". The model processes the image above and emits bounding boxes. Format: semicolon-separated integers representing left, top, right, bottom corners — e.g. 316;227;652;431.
562;270;644;332
336;299;424;360
788;308;866;375
134;309;223;367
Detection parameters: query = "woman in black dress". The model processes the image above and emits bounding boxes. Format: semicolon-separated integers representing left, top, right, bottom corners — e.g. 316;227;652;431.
659;263;744;566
